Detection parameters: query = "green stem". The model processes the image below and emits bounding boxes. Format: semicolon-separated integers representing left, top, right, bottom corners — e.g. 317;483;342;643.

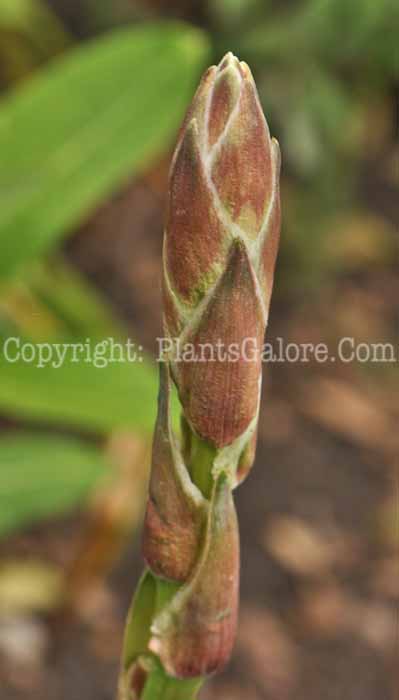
141;661;203;700
187;431;217;500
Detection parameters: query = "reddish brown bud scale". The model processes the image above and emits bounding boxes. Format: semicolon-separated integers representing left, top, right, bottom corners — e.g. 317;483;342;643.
142;363;206;582
208;66;240;147
172;65;217;169
176;240;264;448
166;121;228;305
129;662;147;699
149;476;240;678
211;80;273;239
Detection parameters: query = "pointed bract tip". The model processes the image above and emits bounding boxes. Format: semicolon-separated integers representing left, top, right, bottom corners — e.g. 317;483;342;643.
218;51;240;72
203;64;217;81
171;116;200;175
178;117;200;159
238;60;254;80
271;137;282;173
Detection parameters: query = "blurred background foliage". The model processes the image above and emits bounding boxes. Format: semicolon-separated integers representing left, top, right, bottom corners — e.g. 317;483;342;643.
0;2;397;698
1;0;396;532
0;10;206;534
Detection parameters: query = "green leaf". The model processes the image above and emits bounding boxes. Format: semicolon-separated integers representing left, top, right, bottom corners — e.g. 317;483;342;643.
3;257;130;342
141;662;203;700
0;343;158;433
0;258;179;433
0;432;109;537
121;570;157;671
0;22;209;281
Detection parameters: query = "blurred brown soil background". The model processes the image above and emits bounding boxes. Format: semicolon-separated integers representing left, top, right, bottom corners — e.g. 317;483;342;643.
0;0;398;699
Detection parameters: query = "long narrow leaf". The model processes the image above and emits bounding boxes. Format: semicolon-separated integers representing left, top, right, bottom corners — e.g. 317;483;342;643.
0;260;157;432
0;432;110;537
0;23;209;280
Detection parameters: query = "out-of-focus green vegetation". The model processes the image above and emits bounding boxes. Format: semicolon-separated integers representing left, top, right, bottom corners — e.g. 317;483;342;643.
0;259;161;432
209;0;397;287
0;6;209;535
0;0;396;537
0;0;70;84
0;432;110;537
0;22;208;280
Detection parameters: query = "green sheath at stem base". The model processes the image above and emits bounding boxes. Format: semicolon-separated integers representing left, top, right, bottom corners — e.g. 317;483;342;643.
141;660;203;700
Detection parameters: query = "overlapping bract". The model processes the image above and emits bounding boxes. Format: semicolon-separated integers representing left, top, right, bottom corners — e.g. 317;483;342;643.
142;364;239;678
140;53;281;681
163;51;281;458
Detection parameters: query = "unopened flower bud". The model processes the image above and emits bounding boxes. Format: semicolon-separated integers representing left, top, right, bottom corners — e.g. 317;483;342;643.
163;52;281;464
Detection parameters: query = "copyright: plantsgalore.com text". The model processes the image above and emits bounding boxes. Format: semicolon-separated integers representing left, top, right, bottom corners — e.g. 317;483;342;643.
1;336;398;369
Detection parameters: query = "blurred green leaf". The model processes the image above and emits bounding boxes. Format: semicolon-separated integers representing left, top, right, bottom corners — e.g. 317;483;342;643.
0;0;70;86
0;432;109;537
0;22;209;281
1;257;129;341
0;341;159;433
0;258;163;433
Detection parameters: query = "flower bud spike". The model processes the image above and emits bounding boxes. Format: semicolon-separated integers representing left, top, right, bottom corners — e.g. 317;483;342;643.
118;51;281;698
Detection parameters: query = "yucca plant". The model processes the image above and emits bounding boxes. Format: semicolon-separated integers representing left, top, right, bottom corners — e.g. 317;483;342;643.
117;52;281;700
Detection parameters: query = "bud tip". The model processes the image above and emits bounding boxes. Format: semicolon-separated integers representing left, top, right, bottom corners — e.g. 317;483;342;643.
218;51;240;72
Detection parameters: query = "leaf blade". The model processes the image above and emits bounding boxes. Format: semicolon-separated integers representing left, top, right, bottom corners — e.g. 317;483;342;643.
0;432;110;536
0;23;209;280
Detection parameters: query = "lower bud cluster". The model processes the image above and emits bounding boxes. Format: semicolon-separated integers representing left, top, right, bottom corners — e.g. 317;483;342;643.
142;363;240;678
